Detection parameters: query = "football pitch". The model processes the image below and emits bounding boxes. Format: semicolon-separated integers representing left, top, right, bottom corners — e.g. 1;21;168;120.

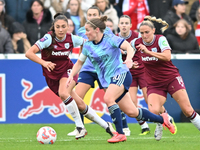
0;123;199;150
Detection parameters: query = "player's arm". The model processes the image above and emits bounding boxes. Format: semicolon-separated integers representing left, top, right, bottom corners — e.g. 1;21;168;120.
70;54;86;77
25;34;56;72
79;45;83;55
66;53;86;87
120;40;135;68
136;36;171;61
25;45;45;65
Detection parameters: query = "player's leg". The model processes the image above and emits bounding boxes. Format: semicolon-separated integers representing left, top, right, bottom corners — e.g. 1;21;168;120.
116;91;175;137
172;89;200;131
159;105;177;135
105;72;175;143
104;83;127;143
129;86;150;135
147;93;166;141
69;71;116;137
67;71;95;136
67;82;91;136
59;77;87;139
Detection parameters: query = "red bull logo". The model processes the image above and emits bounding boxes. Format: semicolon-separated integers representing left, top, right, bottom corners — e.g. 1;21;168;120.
19;79;108;123
0;74;6;122
18;79;66;119
19;79;147;123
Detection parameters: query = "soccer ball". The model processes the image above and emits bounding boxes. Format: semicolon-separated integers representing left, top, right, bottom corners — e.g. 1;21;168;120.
36;126;57;144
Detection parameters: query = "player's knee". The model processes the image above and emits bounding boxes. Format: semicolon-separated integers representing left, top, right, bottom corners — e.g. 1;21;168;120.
182;107;194;117
103;95;115;106
148;107;160;115
59;92;70;101
124;110;138;118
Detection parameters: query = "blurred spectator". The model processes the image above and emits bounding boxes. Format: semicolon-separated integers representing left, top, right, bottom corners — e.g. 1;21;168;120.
163;0;194;36
23;0;52;45
10;22;31;53
95;0;119;32
148;0;172;19
0;0;15;35
147;0;172;34
195;6;200;47
189;0;200;23
41;0;69;19
166;19;199;54
105;18;115;34
122;0;149;31
109;0;123;18
0;21;14;53
66;0;86;34
81;0;96;17
67;18;75;34
5;0;34;23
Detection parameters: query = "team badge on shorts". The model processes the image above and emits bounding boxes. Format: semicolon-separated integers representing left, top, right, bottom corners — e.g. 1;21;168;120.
65;43;70;49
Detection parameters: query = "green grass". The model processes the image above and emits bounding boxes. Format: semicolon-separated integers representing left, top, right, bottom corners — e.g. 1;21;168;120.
0;123;199;150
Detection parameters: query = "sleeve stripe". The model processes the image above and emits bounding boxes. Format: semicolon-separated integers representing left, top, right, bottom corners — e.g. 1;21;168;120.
161;47;171;52
118;39;125;48
35;43;42;50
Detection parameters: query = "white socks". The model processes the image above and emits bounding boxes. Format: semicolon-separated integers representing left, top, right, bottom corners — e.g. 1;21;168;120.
139;121;149;129
190;113;200;131
83;105;108;129
65;98;84;128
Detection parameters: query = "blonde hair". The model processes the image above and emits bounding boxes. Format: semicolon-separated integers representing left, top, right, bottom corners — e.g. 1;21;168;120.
140;16;169;33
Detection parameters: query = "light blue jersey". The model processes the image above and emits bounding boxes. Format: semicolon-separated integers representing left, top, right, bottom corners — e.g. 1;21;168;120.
81;33;129;88
77;27;113;72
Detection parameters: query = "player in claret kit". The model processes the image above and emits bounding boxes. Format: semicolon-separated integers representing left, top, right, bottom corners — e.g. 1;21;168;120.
131;16;200;141
66;16;176;143
117;15;177;137
25;13;116;140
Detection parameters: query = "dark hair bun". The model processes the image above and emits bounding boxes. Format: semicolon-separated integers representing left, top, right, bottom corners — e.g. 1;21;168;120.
54;13;64;19
100;16;107;22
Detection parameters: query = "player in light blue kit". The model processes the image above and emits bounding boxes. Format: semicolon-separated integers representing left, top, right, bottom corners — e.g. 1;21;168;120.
66;16;175;143
67;6;130;136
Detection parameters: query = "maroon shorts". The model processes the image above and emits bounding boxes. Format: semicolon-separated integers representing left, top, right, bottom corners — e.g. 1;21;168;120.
45;70;78;96
130;75;147;89
147;76;186;98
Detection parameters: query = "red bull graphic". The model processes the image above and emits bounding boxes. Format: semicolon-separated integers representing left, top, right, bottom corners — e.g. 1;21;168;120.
18;79;66;119
0;74;6;122
19;78;147;123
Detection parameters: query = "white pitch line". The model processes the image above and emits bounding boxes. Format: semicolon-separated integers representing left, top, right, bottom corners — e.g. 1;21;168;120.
0;135;198;143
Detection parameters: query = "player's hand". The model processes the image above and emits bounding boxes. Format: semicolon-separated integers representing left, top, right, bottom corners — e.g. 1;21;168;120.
136;44;149;54
120;49;127;55
132;61;139;69
66;76;73;88
42;61;56;72
123;59;133;68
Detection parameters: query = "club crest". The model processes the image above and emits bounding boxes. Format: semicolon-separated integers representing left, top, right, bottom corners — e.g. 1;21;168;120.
65;43;70;49
151;48;157;52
